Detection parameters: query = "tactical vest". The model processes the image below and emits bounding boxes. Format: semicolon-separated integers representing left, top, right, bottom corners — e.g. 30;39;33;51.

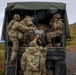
8;20;23;39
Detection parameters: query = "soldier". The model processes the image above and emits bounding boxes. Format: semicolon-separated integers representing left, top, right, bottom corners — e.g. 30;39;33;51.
21;34;46;75
28;23;48;75
21;47;46;75
8;14;35;66
31;34;47;60
47;14;63;46
20;15;36;28
19;15;37;46
50;14;63;37
29;34;39;47
8;14;21;66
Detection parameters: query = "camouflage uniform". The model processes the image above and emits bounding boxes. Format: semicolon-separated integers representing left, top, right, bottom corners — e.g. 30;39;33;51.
21;47;46;75
38;46;47;59
47;14;63;38
47;14;63;46
8;14;21;66
19;15;36;46
8;14;34;66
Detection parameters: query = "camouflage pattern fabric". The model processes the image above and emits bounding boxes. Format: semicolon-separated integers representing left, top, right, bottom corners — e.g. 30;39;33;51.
8;16;35;39
9;36;19;60
8;16;35;46
23;15;34;27
46;36;52;47
21;47;46;75
49;18;63;31
38;46;47;59
8;19;15;30
36;24;50;32
8;20;24;61
19;15;36;46
47;30;63;38
8;14;36;65
11;50;17;60
8;14;33;63
8;21;24;39
18;22;34;31
47;18;63;39
8;18;20;62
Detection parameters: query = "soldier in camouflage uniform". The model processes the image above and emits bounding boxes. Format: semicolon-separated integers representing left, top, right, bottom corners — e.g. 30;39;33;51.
21;34;46;75
19;15;37;46
47;14;63;46
31;34;47;75
8;14;35;66
8;14;21;66
29;33;47;60
21;36;46;75
21;47;46;75
48;14;63;37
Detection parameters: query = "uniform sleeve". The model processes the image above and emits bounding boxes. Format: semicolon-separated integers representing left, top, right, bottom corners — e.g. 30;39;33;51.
49;19;54;29
40;53;46;75
39;53;45;70
58;21;63;30
40;47;47;57
12;22;19;30
8;20;15;29
17;23;33;31
21;52;26;71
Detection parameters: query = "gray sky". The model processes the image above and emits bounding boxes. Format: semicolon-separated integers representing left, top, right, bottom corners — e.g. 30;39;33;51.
0;0;76;40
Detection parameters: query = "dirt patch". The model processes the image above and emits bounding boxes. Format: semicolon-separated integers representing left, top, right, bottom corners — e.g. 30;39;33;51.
66;45;76;52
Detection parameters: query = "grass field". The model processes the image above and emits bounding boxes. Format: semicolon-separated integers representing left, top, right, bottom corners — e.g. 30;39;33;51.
0;43;4;75
66;23;76;47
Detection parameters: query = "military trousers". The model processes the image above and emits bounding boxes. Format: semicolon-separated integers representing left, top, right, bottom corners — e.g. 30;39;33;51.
9;36;19;60
47;30;62;38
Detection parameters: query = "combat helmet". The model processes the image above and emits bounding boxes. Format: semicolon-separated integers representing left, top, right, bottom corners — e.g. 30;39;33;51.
53;14;61;19
23;15;32;21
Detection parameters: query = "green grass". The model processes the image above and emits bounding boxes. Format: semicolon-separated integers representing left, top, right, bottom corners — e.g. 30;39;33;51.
0;43;4;75
66;25;76;46
0;43;4;50
0;70;4;75
66;41;76;46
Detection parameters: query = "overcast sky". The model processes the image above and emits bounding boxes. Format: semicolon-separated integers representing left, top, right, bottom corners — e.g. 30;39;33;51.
0;0;76;40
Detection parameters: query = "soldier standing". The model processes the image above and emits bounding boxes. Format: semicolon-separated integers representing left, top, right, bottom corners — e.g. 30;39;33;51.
8;14;21;66
21;34;46;75
31;34;47;75
8;14;35;66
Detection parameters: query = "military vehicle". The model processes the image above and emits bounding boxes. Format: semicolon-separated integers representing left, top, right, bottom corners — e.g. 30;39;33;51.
2;2;70;75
